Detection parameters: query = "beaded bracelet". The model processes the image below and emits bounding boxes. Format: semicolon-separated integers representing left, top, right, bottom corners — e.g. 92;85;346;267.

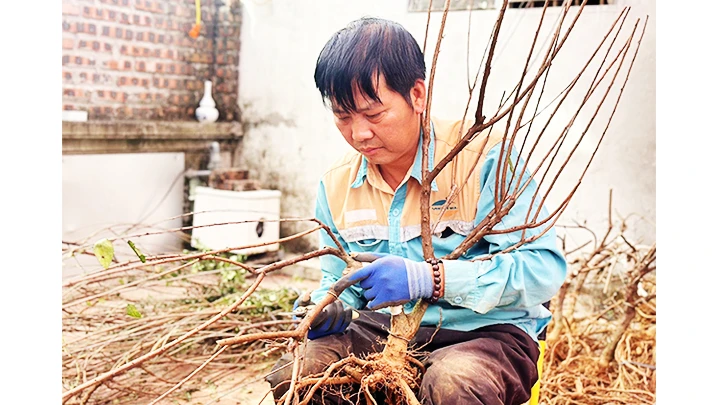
425;258;444;304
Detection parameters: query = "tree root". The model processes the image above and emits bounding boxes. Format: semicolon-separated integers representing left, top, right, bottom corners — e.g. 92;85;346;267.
286;352;424;405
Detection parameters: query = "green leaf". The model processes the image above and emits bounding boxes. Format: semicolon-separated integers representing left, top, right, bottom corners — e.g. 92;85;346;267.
126;303;143;319
127;240;146;263
506;154;515;175
93;238;115;269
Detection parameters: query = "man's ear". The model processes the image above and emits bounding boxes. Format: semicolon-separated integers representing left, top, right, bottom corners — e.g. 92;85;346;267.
410;79;427;114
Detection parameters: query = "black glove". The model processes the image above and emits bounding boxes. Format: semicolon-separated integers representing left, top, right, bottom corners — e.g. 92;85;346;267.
293;294;353;340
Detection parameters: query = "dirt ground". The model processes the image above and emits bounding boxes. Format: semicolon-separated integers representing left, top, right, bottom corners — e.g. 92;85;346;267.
164;361;278;405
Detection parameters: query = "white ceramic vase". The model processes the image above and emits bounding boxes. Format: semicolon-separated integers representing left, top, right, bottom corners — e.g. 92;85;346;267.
196;80;219;123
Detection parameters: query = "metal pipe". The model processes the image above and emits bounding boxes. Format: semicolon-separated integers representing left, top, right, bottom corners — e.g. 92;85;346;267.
185;141;222;178
207;141;221;170
185;169;212;178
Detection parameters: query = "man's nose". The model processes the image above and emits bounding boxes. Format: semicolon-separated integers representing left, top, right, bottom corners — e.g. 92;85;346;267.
351;119;373;142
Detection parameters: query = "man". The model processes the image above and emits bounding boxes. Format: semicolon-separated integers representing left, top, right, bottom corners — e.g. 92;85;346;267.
266;17;567;405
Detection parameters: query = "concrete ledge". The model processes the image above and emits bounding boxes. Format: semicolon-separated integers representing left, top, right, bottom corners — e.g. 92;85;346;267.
62;120;243;155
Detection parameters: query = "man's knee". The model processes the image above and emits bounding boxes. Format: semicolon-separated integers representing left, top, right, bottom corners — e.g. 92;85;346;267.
265;335;350;400
265;351;295;396
419;356;506;405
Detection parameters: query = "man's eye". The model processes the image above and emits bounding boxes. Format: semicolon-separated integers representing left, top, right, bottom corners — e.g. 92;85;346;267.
366;112;382;120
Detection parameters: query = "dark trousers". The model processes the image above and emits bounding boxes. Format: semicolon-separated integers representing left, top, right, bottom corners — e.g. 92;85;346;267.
266;311;540;405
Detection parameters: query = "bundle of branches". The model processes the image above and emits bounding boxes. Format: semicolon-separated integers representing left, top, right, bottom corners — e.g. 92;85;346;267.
62;227;321;405
541;195;656;405
62;1;650;404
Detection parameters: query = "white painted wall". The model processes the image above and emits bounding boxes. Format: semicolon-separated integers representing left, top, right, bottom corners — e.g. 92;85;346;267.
62;152;185;278
237;0;655;249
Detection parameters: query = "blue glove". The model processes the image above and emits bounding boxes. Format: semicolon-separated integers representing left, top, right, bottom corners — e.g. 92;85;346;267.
349;253;435;310
293;295;354;340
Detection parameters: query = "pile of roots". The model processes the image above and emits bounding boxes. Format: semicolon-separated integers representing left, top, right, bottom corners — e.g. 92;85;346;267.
541;216;656;405
542;299;655;405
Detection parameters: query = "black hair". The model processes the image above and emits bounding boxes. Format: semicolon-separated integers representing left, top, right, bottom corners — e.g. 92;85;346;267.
314;17;426;113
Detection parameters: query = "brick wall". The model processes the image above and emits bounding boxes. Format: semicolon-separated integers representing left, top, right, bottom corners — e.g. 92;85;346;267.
62;0;241;121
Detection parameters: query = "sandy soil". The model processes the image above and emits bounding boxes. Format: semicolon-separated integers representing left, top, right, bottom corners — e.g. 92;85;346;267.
160;361;278;405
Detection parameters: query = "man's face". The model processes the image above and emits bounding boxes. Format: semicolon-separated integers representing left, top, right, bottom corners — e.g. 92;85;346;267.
332;75;426;167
